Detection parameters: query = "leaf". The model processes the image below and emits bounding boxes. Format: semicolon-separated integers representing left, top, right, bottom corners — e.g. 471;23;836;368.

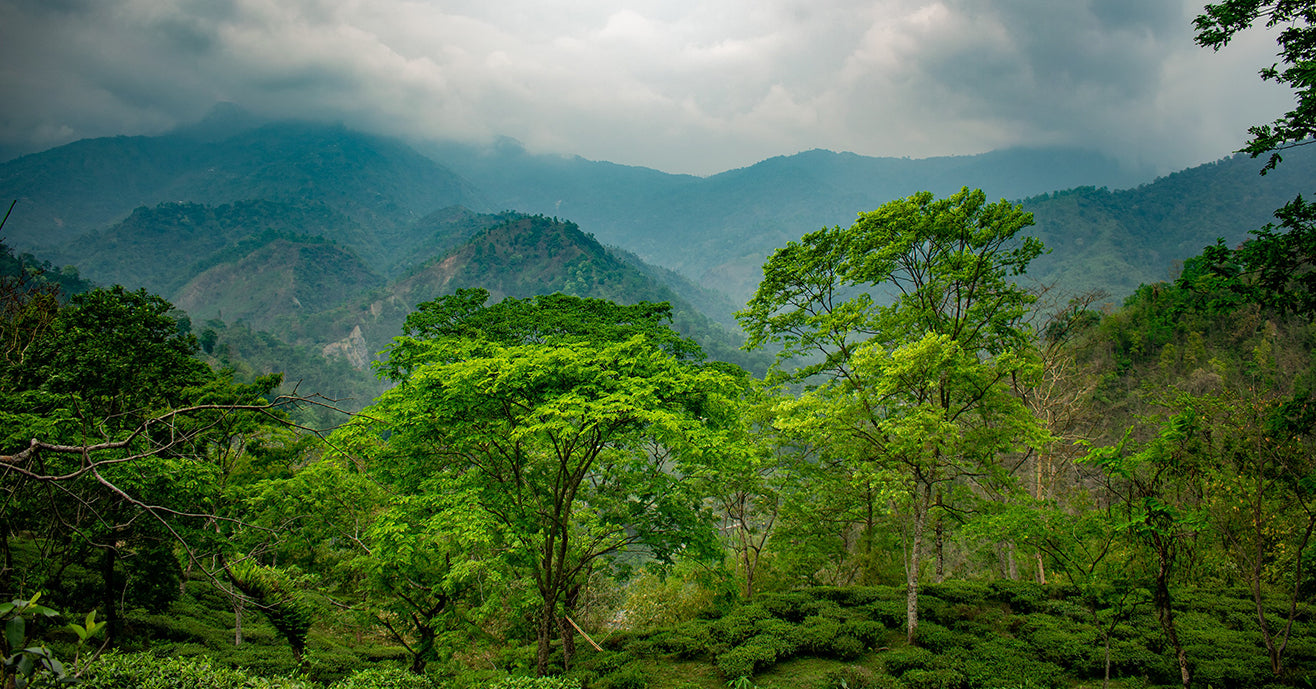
5;615;25;651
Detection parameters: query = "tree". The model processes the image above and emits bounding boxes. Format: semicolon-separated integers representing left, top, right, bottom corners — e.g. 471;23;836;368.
336;291;739;675
738;188;1046;644
0;285;314;645
1083;402;1211;689
1196;1;1316;319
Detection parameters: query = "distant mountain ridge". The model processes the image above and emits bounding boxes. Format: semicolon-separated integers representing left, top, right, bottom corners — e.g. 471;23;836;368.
3;108;1313;343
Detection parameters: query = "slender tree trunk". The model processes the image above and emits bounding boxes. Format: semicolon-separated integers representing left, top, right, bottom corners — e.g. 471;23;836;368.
905;486;929;645
1102;630;1112;689
1036;551;1047;585
233;596;244;646
1151;536;1190;689
101;547;120;648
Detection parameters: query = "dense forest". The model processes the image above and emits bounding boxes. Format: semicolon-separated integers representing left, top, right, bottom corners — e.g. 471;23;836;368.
4;171;1315;689
5;2;1316;687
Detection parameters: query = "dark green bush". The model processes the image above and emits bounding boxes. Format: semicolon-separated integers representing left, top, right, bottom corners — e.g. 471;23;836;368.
822;665;903;689
596;665;649;689
710;604;771;646
950;638;1066;689
716;643;777;679
757;592;816;622
840;619;886;646
986;580;1046;614
810;586;896;607
752;618;804;657
900;668;964;689
883;646;935;677
81;652;314;689
865;600;906;628
1022;616;1090;672
911;623;968;653
800;616;842;654
923;581;990;606
329;666;440;689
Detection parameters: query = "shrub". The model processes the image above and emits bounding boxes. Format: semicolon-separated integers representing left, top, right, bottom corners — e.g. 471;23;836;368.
950;638;1066;689
81;652;316;689
757;592;816;622
883;647;935;677
986;581;1046;614
710;605;771;646
922;581;990;606
840;619;886;647
482;676;582;689
911;623;968;653
716;644;777;679
596;665;649;689
822;665;903;689
865;601;906;628
900;668;964;689
330;666;439;689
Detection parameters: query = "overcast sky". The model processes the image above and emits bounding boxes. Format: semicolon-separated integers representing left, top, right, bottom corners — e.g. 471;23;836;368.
0;0;1296;176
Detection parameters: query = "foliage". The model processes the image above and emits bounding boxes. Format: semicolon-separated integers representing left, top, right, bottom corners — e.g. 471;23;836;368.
738;187;1046;644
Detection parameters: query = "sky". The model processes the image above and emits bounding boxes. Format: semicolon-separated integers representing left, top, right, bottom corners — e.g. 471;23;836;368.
0;0;1297;176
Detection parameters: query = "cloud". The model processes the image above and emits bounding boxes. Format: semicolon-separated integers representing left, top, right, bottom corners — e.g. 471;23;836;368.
0;0;1298;175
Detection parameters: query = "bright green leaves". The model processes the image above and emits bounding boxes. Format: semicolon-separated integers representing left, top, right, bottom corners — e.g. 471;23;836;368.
338;290;741;674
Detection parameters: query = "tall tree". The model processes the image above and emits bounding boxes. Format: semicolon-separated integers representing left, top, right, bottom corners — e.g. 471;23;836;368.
738;188;1046;644
337;291;739;675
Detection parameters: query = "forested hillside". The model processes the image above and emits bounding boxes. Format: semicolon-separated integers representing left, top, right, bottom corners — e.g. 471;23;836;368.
4;173;1314;688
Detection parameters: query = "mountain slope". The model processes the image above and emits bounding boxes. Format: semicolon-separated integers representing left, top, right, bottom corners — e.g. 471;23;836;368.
427;141;1154;299
1021;149;1316;299
56;200;377;296
336;214;769;372
0;121;486;274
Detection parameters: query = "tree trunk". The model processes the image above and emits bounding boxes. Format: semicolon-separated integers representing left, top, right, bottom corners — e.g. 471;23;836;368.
233;596;244;646
101;547;120;647
536;595;555;676
410;623;435;675
1152;537;1190;689
905;489;928;645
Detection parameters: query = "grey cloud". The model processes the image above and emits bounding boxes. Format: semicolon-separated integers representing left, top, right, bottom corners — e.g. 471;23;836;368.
0;0;1298;174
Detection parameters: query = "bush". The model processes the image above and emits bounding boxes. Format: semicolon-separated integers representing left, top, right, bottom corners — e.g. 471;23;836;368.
482;676;582;689
757;592;816;622
330;666;440;689
822;665;902;689
900;668;964;689
922;581;990;606
911;623;968;653
840;619;886;646
716;644;777;679
800;615;842;654
82;653;316;689
596;665;649;689
883;647;935;677
986;581;1046;614
753;617;804;656
710;605;771;646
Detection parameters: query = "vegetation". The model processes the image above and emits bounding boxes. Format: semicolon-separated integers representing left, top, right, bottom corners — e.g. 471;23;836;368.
5;4;1316;685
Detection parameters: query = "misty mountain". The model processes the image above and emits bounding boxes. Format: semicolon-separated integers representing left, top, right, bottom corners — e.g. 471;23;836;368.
1022;149;1316;300
425;139;1155;299
0;120;484;272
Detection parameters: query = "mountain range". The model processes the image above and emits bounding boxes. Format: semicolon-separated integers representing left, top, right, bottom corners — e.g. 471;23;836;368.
2;106;1312;383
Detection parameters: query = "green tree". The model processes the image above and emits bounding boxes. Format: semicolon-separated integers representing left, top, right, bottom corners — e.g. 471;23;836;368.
1196;1;1316;319
738;188;1046;644
0;286;295;645
337;291;739;675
